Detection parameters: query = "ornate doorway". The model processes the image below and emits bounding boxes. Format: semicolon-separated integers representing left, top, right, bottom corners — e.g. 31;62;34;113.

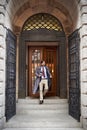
28;46;58;97
19;13;67;98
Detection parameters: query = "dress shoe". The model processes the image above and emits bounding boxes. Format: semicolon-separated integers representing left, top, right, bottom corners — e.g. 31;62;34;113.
39;100;43;104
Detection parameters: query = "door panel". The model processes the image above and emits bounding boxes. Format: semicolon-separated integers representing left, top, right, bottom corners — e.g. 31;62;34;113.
5;29;16;121
43;48;57;96
68;29;80;121
29;46;57;97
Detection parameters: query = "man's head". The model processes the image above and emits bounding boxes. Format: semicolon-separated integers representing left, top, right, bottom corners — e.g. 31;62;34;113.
41;60;46;66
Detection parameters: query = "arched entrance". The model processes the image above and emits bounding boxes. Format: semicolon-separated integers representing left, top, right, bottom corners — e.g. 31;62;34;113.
18;13;67;99
4;0;81;125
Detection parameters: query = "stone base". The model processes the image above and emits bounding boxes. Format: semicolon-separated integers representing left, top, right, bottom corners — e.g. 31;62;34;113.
0;117;6;130
83;119;87;130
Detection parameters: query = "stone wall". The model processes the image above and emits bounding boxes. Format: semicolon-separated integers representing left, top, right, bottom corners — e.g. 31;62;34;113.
80;0;87;129
0;1;6;129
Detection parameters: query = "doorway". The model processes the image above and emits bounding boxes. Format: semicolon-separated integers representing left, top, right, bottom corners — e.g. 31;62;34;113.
28;46;59;97
19;13;67;99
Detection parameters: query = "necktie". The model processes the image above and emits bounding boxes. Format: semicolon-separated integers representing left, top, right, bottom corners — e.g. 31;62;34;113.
42;67;45;77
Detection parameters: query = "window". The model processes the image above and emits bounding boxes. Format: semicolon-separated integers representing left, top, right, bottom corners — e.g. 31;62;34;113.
23;13;63;31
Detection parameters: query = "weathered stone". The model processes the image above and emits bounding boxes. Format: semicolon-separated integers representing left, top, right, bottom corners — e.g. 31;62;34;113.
0;105;5;118
81;82;87;94
81;13;87;24
82;47;87;59
80;0;87;5
0;59;5;71
81;36;87;47
0;0;6;5
82;59;87;70
0;94;3;106
0;71;5;82
0;14;4;26
0;82;4;94
81;5;87;13
0;117;5;130
83;118;87;130
0;25;5;36
0;48;5;59
81;94;87;106
81;24;87;36
0;6;5;15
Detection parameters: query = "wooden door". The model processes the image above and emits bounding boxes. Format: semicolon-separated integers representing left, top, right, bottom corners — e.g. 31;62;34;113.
28;46;57;97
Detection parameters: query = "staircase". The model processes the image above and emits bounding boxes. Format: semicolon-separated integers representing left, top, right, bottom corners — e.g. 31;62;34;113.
4;97;83;130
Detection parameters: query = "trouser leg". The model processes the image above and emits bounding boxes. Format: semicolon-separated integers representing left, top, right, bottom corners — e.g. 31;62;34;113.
43;79;48;96
39;81;43;101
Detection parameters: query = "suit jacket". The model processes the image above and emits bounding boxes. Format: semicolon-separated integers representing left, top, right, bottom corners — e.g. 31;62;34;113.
33;66;51;94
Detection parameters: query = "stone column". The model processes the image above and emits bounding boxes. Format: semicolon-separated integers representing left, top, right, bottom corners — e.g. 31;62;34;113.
0;0;6;129
80;0;87;129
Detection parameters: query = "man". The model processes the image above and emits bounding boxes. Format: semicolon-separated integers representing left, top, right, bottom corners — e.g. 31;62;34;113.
33;60;52;104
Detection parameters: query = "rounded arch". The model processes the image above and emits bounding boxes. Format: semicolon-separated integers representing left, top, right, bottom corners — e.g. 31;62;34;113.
9;0;79;35
22;13;64;32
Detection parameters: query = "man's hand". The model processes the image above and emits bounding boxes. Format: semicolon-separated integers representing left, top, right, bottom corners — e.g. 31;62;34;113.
50;75;52;78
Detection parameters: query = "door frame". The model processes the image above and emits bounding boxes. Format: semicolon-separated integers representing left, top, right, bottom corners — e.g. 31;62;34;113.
18;29;67;99
27;44;59;97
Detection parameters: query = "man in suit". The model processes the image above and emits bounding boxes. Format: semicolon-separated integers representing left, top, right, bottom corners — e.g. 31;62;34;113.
33;60;52;104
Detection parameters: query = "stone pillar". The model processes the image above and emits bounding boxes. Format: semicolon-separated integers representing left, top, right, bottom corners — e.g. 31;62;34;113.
0;0;6;129
80;0;87;129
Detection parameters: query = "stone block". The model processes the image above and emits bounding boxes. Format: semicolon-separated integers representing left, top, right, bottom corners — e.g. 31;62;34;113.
81;36;87;47
0;6;5;15
81;13;87;24
83;118;87;130
0;117;5;130
0;94;3;106
0;71;5;82
81;82;87;93
0;105;5;118
82;47;87;59
81;24;87;36
0;36;5;48
81;94;87;106
0;48;5;59
81;5;87;13
82;59;87;70
0;0;6;5
0;25;5;36
0;82;3;94
82;106;87;118
0;13;4;26
0;59;5;70
82;71;87;82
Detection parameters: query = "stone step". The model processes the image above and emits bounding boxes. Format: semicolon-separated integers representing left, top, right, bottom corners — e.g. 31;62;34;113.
5;120;81;128
4;114;80;122
17;109;68;115
17;103;68;110
4;98;83;130
3;128;84;130
18;98;68;104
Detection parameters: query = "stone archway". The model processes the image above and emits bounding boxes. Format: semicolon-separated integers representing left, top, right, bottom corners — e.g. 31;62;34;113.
2;0;87;129
5;0;79;35
18;13;67;99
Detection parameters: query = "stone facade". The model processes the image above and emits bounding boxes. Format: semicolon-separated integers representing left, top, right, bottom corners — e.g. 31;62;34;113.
0;1;6;129
0;0;87;130
80;0;87;129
